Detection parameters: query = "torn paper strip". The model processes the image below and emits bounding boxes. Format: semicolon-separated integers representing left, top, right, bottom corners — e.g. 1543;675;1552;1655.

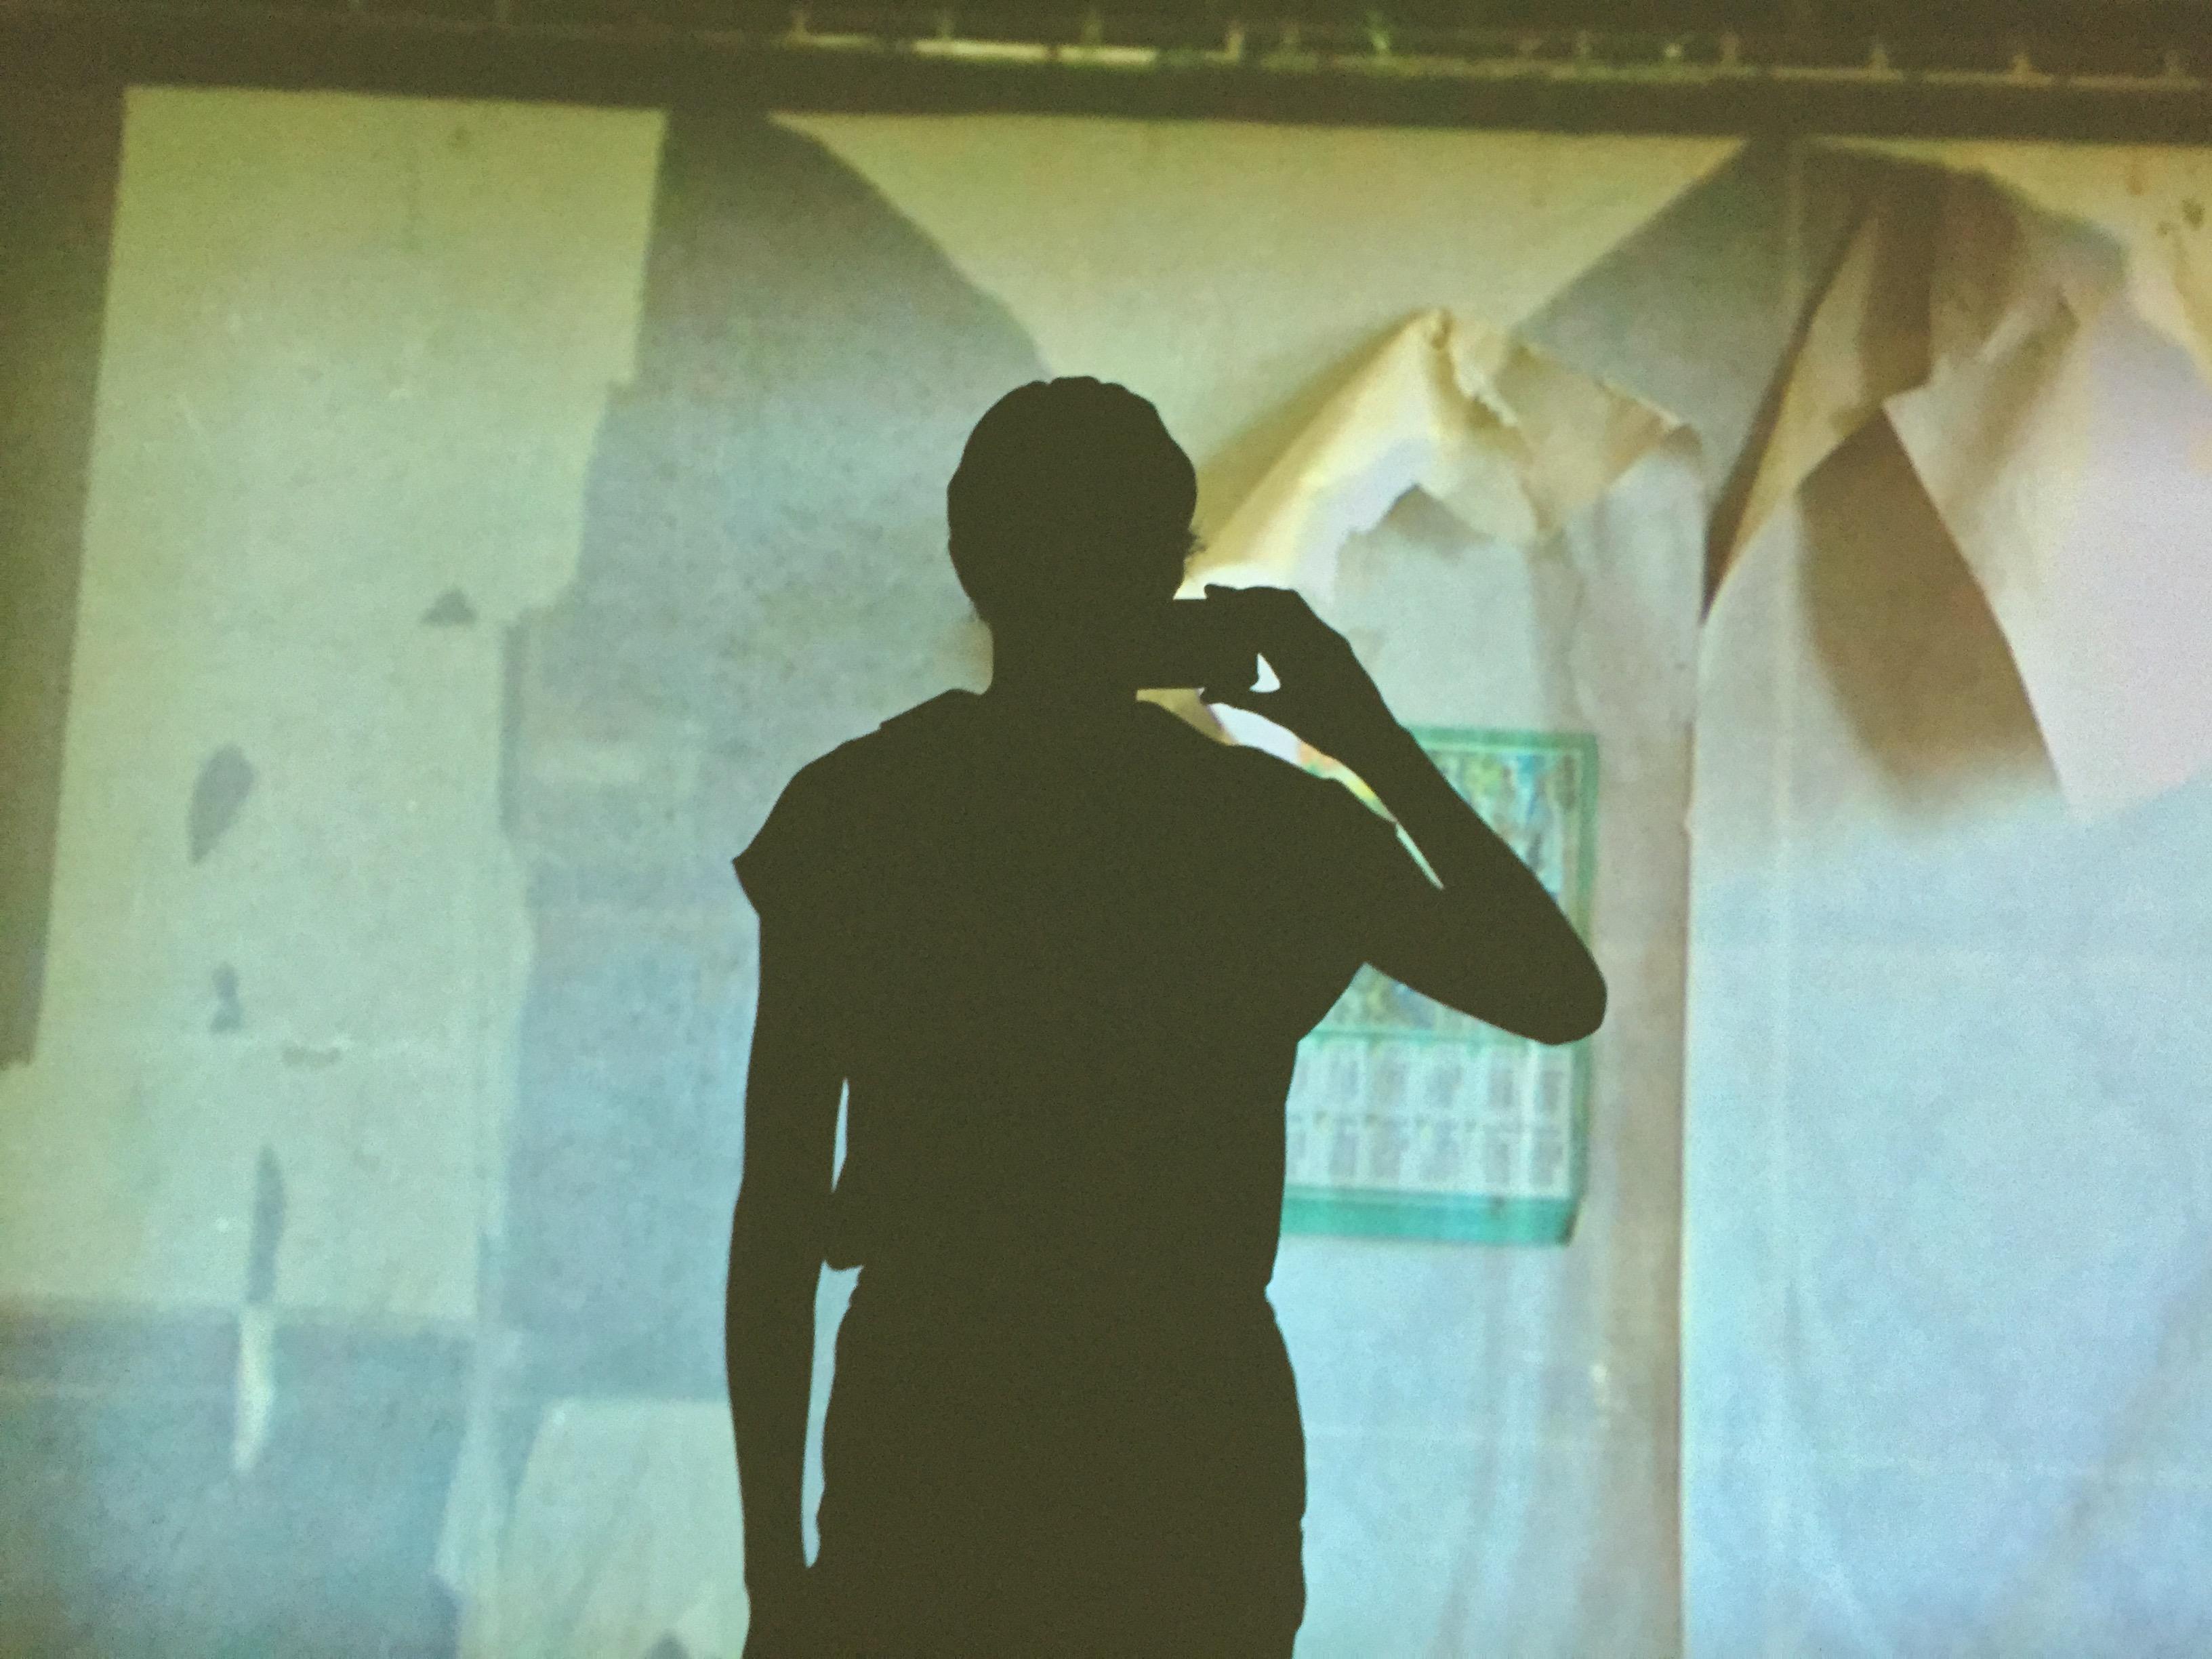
1233;330;1704;1644
1715;182;1937;598
1167;307;1682;763
1826;138;2212;395
1719;162;2212;819
1189;307;1679;602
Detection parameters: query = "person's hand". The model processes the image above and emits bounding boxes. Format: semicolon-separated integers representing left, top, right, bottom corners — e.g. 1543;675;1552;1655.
1197;583;1402;768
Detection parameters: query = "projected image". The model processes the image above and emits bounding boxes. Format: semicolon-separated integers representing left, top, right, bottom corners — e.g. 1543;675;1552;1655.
1284;729;1596;1244
25;62;2207;1659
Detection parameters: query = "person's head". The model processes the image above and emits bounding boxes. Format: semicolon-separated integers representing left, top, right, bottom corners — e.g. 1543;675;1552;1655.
947;378;1200;661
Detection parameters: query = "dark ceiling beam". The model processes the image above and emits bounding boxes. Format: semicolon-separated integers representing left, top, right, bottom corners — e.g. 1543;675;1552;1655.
3;1;2209;139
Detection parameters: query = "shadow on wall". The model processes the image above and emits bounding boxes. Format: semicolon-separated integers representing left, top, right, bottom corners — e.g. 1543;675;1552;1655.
1800;414;2054;817
0;91;123;1069
1523;135;1818;516
498;106;1048;1401
1692;142;1921;613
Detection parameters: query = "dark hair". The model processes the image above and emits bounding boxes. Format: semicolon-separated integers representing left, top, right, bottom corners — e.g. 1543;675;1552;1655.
947;377;1200;630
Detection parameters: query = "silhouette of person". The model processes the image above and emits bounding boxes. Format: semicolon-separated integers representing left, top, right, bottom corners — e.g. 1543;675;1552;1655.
727;378;1607;1658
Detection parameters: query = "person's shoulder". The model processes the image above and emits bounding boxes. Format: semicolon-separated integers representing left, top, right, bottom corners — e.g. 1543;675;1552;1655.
762;732;872;823
775;744;853;806
871;689;975;745
1220;740;1401;843
787;691;972;800
848;690;978;772
1134;702;1284;774
1205;731;1333;800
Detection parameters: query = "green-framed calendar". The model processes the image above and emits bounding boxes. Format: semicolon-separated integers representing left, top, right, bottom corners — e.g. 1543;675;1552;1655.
1281;726;1599;1246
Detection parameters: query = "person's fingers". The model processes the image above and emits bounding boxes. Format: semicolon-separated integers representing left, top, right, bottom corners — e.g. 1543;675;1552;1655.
1208;581;1296;615
1206;583;1305;662
1202;684;1275;716
1210;583;1334;652
1205;583;1288;615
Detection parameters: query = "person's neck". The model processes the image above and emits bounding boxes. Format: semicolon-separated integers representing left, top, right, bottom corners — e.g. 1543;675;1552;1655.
981;640;1142;722
980;678;1141;724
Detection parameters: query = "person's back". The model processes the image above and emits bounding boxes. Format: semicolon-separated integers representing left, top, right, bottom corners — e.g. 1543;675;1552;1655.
753;687;1395;1656
724;376;1607;1659
785;687;1395;1307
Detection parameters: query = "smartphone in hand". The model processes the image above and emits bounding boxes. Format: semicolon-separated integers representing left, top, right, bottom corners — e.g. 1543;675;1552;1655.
1126;597;1261;693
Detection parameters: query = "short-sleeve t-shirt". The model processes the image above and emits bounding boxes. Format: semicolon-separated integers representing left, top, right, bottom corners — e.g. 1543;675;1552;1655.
734;688;1409;1307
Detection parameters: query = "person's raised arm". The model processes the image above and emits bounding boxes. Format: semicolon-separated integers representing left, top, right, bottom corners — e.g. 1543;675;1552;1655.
726;914;842;1654
1200;583;1605;1047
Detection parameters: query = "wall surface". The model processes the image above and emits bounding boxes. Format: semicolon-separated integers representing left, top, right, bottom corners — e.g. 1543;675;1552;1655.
3;83;2206;1659
1681;138;2212;1658
0;85;664;1656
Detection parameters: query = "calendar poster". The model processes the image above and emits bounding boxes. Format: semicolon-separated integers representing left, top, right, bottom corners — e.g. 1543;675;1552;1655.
1282;727;1598;1246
